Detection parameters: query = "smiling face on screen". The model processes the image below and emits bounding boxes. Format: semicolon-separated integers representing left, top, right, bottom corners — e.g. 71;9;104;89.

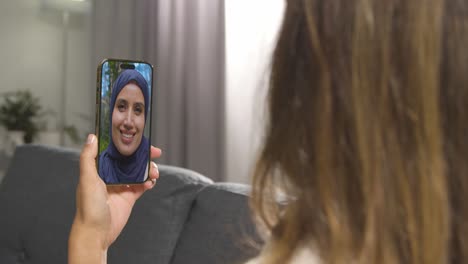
111;82;145;156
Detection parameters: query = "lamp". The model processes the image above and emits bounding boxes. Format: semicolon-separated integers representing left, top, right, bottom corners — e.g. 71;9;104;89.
40;0;91;146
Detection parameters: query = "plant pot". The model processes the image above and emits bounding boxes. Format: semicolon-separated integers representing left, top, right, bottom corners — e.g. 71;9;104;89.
4;130;25;157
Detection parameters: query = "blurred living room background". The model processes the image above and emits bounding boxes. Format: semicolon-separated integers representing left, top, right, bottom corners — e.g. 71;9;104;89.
0;0;284;183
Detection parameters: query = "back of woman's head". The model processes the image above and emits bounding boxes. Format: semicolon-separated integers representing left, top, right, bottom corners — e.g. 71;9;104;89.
252;0;468;263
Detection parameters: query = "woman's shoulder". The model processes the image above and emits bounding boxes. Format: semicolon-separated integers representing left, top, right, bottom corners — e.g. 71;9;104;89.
245;243;320;264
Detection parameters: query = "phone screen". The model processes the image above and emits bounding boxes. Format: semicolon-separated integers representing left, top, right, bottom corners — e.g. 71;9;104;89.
96;59;153;185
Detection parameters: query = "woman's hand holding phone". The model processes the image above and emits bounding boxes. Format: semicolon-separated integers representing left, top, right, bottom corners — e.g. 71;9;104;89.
68;134;162;264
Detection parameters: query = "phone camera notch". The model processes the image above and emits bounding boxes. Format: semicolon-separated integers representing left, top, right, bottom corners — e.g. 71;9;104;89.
120;64;135;70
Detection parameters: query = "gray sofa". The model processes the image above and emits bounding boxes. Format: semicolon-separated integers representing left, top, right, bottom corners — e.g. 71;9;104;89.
0;145;262;264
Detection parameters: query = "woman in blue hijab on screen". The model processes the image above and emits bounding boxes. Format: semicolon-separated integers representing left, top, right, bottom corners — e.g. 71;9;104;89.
99;69;150;184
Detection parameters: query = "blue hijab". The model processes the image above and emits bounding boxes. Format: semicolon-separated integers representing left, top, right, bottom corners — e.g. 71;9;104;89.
99;69;150;184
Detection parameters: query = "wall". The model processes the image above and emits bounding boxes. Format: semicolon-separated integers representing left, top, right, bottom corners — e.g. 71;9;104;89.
0;0;286;181
0;0;93;147
225;0;285;183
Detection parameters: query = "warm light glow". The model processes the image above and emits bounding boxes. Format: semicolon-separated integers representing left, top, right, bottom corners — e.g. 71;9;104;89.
71;0;85;2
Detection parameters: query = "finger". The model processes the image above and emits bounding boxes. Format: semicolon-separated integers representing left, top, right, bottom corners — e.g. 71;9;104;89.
79;134;99;183
141;163;158;191
151;146;162;159
116;182;151;199
143;179;156;191
148;162;159;180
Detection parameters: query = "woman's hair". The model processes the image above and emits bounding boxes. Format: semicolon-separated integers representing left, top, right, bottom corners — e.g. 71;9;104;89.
251;0;468;263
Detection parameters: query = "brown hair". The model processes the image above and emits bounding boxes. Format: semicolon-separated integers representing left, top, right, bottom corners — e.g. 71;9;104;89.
251;0;468;263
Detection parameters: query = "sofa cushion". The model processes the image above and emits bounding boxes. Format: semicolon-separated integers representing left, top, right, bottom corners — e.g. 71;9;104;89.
109;164;213;264
170;183;263;264
0;144;212;264
0;145;79;263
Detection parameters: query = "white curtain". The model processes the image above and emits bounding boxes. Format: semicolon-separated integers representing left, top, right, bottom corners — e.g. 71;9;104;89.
92;0;225;181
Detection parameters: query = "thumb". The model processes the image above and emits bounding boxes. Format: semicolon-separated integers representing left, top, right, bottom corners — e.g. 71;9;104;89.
79;134;99;183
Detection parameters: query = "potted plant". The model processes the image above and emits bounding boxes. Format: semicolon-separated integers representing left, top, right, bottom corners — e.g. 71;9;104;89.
0;90;44;144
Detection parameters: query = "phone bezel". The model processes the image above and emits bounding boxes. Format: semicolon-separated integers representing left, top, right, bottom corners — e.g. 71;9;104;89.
95;58;154;185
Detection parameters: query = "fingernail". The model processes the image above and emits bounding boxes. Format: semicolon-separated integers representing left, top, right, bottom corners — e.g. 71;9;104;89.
86;134;95;144
152;162;158;172
151;179;156;185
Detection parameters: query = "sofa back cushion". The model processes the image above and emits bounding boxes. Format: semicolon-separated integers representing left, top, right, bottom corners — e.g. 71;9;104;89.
109;165;212;264
0;145;212;264
170;183;263;264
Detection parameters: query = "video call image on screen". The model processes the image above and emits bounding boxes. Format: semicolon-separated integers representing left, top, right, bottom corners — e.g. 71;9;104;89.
97;61;152;184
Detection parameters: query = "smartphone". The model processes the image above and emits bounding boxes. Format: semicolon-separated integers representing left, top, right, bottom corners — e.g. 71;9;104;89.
95;58;153;185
